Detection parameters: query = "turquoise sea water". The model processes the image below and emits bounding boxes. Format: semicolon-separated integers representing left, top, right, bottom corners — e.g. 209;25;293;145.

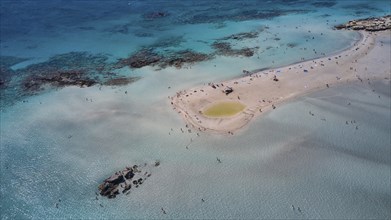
1;1;390;219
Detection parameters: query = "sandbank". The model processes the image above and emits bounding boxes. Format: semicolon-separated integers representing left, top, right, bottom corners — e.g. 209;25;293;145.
171;30;391;134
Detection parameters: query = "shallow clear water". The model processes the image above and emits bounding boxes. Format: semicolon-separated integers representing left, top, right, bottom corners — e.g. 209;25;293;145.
1;0;390;219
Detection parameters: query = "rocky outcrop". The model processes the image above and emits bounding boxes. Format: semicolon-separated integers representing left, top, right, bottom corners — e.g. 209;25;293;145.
98;161;160;199
335;15;391;32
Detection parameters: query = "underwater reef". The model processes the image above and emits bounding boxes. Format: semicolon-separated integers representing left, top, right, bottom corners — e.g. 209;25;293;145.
117;30;263;71
0;52;140;107
211;42;257;57
1;26;303;107
116;49;212;69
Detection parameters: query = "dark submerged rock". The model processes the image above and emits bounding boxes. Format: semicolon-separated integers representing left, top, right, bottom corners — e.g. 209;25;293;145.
106;174;126;185
22;70;97;92
211;42;256;57
219;31;259;41
0;51;146;108
98;162;157;199
103;77;141;86
118;49;162;68
118;49;211;69
124;170;135;180
161;50;212;69
287;43;298;48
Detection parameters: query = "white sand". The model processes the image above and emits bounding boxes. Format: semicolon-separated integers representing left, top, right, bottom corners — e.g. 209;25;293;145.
171;30;391;134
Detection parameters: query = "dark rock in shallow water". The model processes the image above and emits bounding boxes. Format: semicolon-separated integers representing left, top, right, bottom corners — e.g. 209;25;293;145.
118;49;162;68
98;161;159;199
161;50;212;69
211;42;231;53
335;15;391;32
212;31;260;57
211;42;256;57
0;51;143;108
122;184;131;194
287;43;298;48
103;77;141;86
124;170;135;179
106;173;126;185
117;49;211;69
240;48;255;57
22;70;97;92
16;52;109;92
219;31;259;41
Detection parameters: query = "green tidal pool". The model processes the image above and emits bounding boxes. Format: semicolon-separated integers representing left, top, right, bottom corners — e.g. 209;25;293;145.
203;101;246;117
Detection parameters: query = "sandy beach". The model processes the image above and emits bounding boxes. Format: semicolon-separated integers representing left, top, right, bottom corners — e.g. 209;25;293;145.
171;30;391;134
